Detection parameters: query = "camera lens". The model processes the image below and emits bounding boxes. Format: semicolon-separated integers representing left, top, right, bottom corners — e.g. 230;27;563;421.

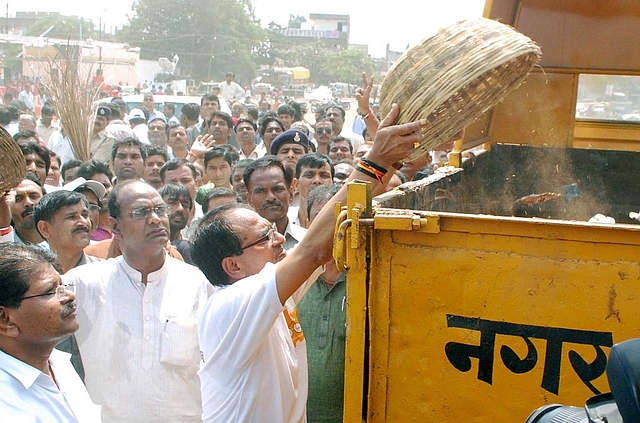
525;404;588;423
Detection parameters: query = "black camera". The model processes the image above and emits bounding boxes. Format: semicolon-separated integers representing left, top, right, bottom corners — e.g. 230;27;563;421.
525;338;640;423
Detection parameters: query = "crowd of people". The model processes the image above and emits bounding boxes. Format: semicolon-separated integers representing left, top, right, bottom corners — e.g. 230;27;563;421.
0;72;440;422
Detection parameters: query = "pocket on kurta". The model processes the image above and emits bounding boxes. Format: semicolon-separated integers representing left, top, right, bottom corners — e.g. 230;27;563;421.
160;317;199;367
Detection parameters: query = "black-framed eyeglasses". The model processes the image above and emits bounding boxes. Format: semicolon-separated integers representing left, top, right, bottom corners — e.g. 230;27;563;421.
315;128;331;134
241;222;277;250
128;205;171;220
20;282;76;302
87;204;101;213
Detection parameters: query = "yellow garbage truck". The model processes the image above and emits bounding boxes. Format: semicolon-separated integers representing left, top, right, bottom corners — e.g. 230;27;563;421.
337;1;640;421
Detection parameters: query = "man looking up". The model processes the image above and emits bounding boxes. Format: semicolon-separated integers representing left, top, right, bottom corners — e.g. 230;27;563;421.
206;111;234;146
328;136;354;162
167;124;190;159
204;146;234;190
244;156;306;250
325;103;363;153
163;103;180;126
63;180;213;422
230;158;254;203
160;158;201;240
7;176;47;246
190;104;423;422
270;128;310;173
34;189;103;274
0;243;100;421
260;114;284;154
142;144;168;190
112;137;146;183
18;140;50;186
148;116;169;152
182;103;201;144
277;103;295;130
158;183;194;264
74;160;114;242
294;153;334;228
235;117;265;159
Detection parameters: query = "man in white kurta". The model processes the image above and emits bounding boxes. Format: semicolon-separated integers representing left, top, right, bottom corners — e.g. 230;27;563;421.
191;106;422;423
199;262;309;422
63;180;213;422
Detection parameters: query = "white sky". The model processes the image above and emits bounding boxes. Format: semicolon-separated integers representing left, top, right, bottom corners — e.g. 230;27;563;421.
9;0;486;57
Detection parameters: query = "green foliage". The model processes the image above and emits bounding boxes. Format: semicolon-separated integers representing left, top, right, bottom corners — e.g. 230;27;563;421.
119;0;375;86
327;49;375;85
25;15;97;40
265;29;374;85
120;0;264;83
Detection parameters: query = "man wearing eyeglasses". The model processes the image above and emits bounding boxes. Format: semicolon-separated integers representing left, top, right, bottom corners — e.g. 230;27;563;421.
33;188;104;382
0;243;101;421
191;104;425;422
63;180;213;422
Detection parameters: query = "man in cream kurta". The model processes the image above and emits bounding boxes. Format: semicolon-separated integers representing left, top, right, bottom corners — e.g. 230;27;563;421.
64;180;213;422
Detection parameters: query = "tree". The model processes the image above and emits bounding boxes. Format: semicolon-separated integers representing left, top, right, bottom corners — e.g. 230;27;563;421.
119;0;264;84
265;28;375;86
326;49;375;85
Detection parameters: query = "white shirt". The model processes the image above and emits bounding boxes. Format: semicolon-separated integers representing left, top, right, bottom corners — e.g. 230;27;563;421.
199;262;311;423
63;255;214;422
106;120;137;141
219;81;245;102
132;124;150;145
48;130;76;165
239;140;267;160
0;349;101;423
283;218;307;251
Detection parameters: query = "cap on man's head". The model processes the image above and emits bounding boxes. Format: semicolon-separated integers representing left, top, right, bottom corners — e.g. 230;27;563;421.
270;129;310;155
62;177;106;200
129;108;146;122
96;105;111;118
149;115;167;125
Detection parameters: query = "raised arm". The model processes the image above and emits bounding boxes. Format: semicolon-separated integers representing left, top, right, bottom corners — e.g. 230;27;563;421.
275;103;425;304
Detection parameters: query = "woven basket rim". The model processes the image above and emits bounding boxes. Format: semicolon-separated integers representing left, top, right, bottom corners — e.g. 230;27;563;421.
0;126;26;192
379;17;542;162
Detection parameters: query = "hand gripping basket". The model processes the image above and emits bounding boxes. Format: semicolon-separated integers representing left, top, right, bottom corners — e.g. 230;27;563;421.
0;126;25;192
379;17;542;162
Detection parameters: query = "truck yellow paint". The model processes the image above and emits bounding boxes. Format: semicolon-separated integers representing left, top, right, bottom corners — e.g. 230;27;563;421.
340;184;640;421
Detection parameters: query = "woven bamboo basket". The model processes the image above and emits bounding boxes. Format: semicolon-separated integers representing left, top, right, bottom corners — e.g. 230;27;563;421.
379;17;542;162
0;126;25;192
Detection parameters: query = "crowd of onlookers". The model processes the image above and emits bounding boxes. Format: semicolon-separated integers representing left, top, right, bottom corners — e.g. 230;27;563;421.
0;75;440;421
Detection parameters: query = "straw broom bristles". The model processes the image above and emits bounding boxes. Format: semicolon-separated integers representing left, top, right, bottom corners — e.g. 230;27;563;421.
32;43;102;161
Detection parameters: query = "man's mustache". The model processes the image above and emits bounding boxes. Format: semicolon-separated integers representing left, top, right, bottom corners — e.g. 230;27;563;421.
261;200;283;209
72;226;90;234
